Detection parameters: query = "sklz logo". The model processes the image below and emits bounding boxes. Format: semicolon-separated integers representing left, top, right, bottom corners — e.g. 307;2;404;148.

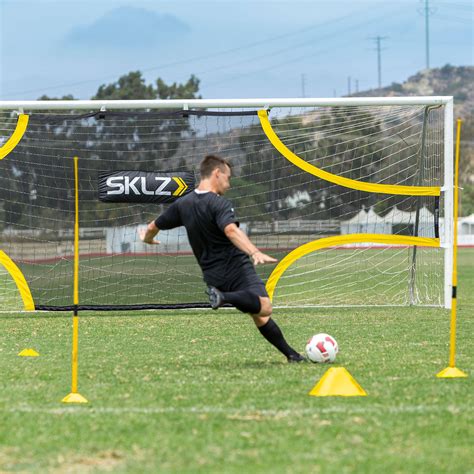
106;176;174;196
99;171;194;203
172;177;188;197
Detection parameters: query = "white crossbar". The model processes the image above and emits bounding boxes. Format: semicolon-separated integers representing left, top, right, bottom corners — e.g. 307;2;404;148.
0;96;453;111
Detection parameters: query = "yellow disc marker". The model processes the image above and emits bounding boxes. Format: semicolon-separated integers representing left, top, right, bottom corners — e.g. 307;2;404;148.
309;367;367;397
62;392;88;404
18;348;39;357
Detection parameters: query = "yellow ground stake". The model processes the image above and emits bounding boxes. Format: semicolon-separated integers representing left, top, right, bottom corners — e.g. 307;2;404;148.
437;119;468;379
62;156;88;404
18;348;39;357
309;367;367;397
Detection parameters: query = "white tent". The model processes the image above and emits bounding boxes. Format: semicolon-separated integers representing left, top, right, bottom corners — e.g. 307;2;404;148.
341;205;438;238
341;207;390;235
383;206;413;224
382;205;436;237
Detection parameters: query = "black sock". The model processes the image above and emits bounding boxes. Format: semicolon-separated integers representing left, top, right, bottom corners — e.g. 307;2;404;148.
221;290;261;314
258;318;299;358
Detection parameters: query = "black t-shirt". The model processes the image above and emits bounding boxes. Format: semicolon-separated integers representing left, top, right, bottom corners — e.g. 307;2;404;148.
155;191;249;285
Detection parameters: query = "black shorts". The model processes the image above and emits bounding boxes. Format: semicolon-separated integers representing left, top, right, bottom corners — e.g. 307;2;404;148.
206;261;269;299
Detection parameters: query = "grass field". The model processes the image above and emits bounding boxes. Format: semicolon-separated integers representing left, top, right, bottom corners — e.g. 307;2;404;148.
0;250;473;473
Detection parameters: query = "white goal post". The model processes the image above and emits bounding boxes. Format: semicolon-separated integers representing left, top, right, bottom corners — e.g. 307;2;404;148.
0;97;454;310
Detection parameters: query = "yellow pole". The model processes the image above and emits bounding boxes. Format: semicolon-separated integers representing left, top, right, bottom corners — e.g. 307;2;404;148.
74;156;79;308
72;155;80;391
449;119;461;367
62;157;88;402
437;119;467;378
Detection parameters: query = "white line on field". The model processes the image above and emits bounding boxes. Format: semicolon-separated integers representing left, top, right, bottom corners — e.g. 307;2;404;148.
0;304;442;314
2;405;471;416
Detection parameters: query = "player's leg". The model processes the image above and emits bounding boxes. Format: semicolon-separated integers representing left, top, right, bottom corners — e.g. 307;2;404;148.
250;296;305;363
206;267;305;362
207;264;268;313
207;286;261;313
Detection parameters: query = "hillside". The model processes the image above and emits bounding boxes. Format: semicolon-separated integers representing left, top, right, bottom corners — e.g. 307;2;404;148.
354;65;473;119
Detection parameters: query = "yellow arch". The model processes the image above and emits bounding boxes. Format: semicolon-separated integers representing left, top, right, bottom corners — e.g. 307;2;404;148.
258;110;440;197
0;251;35;310
265;234;440;301
0;114;29;160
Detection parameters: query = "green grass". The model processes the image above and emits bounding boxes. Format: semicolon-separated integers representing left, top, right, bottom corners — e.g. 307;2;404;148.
0;250;473;473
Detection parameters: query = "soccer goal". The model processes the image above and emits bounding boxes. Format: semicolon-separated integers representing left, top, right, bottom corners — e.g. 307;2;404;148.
0;97;453;311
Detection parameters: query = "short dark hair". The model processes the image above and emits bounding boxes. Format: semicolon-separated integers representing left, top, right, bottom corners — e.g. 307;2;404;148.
200;155;231;179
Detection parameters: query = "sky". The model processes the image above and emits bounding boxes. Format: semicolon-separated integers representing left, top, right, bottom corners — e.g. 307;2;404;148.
0;0;472;101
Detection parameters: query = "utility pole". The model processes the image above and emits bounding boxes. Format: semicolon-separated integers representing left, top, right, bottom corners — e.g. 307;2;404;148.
355;79;359;94
370;36;388;90
347;76;352;96
301;74;306;98
425;0;430;68
421;0;434;69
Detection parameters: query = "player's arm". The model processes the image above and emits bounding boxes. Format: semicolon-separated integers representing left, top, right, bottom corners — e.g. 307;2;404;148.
140;201;182;245
224;223;277;265
140;220;160;245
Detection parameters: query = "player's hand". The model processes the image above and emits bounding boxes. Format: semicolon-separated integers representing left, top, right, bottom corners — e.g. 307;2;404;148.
251;251;278;265
139;228;160;245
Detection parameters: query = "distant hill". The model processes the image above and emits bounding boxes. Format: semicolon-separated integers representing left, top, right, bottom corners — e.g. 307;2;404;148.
353;65;473;120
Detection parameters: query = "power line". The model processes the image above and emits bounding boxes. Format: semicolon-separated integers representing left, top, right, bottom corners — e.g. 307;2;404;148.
189;17;376;84
3;5;409;99
432;14;473;25
202;8;402;90
0;11;360;99
434;1;473;9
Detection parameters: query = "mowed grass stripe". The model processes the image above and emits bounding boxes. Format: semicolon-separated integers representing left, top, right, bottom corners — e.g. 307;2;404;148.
4;404;474;415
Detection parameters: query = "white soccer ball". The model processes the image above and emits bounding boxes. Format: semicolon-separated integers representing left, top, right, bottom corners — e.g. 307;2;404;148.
305;333;339;363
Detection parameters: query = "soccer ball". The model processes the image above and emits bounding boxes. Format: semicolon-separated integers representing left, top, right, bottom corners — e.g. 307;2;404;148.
305;333;338;363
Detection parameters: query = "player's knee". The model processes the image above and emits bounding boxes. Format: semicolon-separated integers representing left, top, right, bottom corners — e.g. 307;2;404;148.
250;298;272;326
251;314;270;327
258;297;272;317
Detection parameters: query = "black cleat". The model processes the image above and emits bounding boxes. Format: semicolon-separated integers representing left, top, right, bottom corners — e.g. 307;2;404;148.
287;353;307;364
206;286;224;310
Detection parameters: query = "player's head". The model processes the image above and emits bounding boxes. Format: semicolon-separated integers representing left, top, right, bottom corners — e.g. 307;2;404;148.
200;155;232;195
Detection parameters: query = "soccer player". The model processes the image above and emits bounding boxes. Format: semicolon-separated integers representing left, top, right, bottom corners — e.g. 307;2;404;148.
140;155;304;363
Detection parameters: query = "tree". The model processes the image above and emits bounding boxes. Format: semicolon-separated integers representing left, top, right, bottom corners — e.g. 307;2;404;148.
460;183;474;217
93;71;201;100
156;75;201;100
37;94;76;101
93;71;155;100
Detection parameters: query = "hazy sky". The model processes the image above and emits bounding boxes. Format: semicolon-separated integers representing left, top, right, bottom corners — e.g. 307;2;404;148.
0;0;472;100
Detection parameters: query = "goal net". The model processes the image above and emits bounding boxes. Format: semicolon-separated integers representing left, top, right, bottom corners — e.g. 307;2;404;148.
0;98;453;311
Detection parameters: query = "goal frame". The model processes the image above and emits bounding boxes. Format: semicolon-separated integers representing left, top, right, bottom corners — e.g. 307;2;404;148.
0;97;454;309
